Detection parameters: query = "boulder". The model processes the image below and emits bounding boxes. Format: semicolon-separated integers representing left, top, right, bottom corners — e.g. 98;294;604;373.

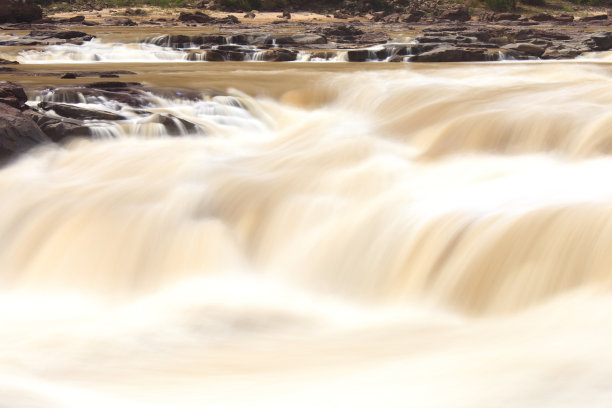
347;49;369;62
261;49;297;62
585;31;612;51
502;42;546;57
357;31;389;44
0;0;42;24
440;5;470;22
580;14;608;22
291;34;327;45
0;81;28;109
0;103;49;162
23;110;91;142
410;46;492;62
103;17;137;26
492;13;521;21
541;44;584;59
530;13;556;22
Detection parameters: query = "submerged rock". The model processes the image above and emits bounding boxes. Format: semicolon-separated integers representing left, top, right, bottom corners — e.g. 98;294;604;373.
38;102;127;121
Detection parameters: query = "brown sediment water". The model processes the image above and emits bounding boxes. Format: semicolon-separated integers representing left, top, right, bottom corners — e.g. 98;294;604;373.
0;33;612;408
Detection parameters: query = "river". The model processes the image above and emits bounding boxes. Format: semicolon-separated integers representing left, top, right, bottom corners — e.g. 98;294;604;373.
0;34;611;407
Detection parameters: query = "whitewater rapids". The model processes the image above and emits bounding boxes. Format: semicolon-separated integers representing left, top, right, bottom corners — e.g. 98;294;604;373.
1;62;611;407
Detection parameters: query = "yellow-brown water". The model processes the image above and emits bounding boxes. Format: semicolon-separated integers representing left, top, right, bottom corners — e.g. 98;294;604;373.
1;49;612;406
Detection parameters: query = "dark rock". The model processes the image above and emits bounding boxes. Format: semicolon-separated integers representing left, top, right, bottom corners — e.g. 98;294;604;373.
334;11;351;19
0;58;19;65
530;13;556;22
400;11;423;22
502;42;546;57
347;49;369;62
585;31;612;51
440;5;470;22
215;15;240;24
104;17;137;26
580;14;608;22
382;13;400;23
61;73;77;79
291;33;327;45
26;30;93;41
244;11;256;19
99;73;120;78
278;10;291;19
556;14;574;23
410;46;492;62
0;103;50;162
154;114;198;136
23;110;91;142
541;44;584;59
492;13;521;21
38;102;126;121
316;23;364;38
67;15;86;23
261;48;297;62
357;31;389;44
0;0;42;24
0;81;28;109
203;50;225;61
124;8;146;16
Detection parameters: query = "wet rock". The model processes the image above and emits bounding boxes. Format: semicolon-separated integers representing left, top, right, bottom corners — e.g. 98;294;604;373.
580;14;608;22
347;49;369;62
334;11;351;19
0;58;19;65
382;13;400;23
541;43;584;59
104;17;137;26
556;14;574;23
0;0;42;24
492;13;521;21
358;31;389;44
410;46;492;62
278;10;291;19
204;50;225;61
23;110;91;142
261;48;297;62
215;15;240;24
502;42;546;57
310;50;337;60
99;73;120;78
401;11;423;23
244;11;256;19
315;23;364;38
0;103;50;162
0;81;28;109
45;83;148;108
585;31;612;51
124;8;146;16
26;30;94;41
291;33;327;45
61;73;78;79
530;13;556;22
440;5;470;22
154;114;198;136
38;102;127;121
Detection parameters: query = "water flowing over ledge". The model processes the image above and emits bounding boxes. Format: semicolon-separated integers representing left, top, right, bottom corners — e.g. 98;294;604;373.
1;48;612;407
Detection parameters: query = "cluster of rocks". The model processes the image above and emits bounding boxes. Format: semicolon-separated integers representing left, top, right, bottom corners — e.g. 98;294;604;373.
0;30;94;46
409;26;612;62
0;81;202;163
